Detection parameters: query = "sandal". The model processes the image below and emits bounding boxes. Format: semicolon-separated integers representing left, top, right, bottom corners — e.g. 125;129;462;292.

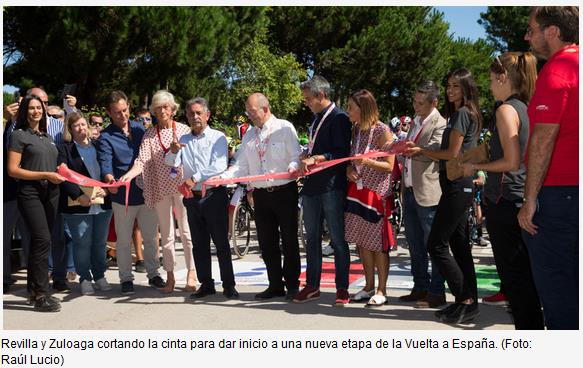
351;289;375;302
185;270;197;292
365;294;387;308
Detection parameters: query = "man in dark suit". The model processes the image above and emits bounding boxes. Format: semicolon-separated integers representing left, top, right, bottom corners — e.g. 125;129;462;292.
294;76;352;306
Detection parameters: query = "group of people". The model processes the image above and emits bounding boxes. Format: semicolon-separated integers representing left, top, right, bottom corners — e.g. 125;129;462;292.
398;6;578;329
2;6;578;330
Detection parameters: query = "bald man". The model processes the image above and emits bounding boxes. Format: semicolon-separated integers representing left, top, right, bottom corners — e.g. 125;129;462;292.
219;93;302;300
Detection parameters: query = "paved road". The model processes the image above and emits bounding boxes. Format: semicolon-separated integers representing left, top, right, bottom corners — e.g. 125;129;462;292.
3;231;513;330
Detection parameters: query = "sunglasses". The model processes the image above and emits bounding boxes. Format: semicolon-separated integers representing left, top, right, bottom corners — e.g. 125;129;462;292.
49;114;64;119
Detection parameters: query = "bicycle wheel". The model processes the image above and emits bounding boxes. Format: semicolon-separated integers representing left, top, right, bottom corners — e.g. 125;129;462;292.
392;197;403;235
231;202;251;258
467;207;478;246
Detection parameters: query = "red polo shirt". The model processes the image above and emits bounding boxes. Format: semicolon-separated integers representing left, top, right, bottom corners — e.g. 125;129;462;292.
528;45;579;186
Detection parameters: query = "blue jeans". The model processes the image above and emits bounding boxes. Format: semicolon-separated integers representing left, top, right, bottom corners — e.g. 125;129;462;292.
49;214;75;282
302;189;350;290
63;210;113;283
403;189;444;295
522;186;578;330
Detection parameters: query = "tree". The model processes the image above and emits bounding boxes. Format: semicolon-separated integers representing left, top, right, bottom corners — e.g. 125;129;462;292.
270;7;455;119
478;6;531;52
3;7;268;108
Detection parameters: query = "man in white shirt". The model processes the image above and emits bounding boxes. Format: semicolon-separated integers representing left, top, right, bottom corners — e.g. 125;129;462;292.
221;93;302;300
400;81;447;308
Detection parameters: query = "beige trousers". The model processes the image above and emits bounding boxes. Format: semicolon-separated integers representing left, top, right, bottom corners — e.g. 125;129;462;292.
154;193;195;272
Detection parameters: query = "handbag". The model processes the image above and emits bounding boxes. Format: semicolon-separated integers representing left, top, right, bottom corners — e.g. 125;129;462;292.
68;185;104;206
445;141;489;181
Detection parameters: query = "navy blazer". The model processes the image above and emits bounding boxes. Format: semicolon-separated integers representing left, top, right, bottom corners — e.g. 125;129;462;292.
302;104;352;196
57;141;111;214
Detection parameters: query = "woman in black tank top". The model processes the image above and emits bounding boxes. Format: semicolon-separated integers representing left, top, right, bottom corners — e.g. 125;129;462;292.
461;52;544;330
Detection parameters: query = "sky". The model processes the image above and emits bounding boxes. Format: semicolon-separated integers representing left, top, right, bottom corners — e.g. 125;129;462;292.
2;6;489;94
435;6;489;41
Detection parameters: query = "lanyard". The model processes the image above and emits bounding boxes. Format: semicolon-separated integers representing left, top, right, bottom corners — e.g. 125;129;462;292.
308;103;335;155
254;121;274;168
354;123;376;175
156;121;177;154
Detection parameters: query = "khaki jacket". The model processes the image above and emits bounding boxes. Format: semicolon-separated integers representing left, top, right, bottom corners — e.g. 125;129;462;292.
406;110;446;207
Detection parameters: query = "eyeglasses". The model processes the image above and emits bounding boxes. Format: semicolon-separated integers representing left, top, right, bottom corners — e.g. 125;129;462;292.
525;24;544;36
137;117;152;122
49;114;64;119
91;122;103;127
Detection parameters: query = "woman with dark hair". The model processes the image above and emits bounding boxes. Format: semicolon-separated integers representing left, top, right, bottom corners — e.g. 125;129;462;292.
345;89;395;307
462;52;544;329
7;95;65;312
59;112;113;296
406;68;482;324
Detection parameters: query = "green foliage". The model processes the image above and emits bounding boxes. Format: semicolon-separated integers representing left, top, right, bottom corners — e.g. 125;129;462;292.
209;116;238;141
3;7;268;109
478;6;531;52
4;5;528;130
449;38;496;122
3;92;15;105
269;7;455;119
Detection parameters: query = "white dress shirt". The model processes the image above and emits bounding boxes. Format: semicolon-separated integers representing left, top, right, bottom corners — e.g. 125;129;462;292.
404;107;438;188
222;115;301;188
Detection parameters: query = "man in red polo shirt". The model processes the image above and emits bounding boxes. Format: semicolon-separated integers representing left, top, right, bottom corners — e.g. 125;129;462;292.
518;6;579;330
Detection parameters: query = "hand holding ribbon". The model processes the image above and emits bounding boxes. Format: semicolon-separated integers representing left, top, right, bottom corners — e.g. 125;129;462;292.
201;139;410;196
57;165;132;212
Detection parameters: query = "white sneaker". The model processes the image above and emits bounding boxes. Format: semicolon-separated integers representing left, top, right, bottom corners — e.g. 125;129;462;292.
478;237;491;247
322;244;334;256
80;280;95;295
94;278;112;291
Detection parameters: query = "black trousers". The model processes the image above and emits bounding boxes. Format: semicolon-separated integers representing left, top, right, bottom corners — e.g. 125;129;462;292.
17;181;59;296
428;174;477;302
183;186;235;288
253;182;300;291
486;198;544;329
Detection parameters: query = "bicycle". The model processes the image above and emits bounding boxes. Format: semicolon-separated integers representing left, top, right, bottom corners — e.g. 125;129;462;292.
388;178;403;236
228;185;254;258
467;183;481;247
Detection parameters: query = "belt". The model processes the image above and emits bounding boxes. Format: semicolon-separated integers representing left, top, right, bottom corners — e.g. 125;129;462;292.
192;186;220;197
255;181;295;193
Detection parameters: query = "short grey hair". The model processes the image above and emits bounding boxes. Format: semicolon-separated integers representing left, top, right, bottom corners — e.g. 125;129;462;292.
416;80;440;104
185;97;210;113
150;90;180;113
300;75;331;98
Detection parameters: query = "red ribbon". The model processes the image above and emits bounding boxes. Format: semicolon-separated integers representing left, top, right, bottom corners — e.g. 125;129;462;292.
200;139;409;196
57;165;132;212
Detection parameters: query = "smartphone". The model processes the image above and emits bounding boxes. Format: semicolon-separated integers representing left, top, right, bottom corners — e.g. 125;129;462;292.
61;84;76;99
61;84;77;113
13;90;20;104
